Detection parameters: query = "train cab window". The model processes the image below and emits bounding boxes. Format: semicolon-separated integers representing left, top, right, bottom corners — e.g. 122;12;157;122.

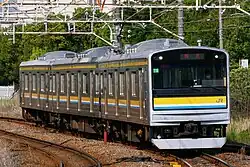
95;74;99;94
60;74;65;93
32;74;36;91
25;74;28;90
131;72;136;96
71;74;76;93
41;75;45;92
108;73;113;95
83;73;87;94
52;75;56;93
119;72;125;96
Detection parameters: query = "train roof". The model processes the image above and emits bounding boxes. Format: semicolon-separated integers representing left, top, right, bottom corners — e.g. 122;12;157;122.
20;38;226;67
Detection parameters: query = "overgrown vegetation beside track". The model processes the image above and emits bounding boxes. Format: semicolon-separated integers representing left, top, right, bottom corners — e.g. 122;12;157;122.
228;68;250;145
0;97;21;118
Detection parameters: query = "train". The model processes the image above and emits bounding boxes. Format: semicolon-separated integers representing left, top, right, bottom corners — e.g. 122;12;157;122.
19;38;230;149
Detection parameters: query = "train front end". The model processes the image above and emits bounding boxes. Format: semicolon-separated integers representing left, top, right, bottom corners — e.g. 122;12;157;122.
149;47;229;149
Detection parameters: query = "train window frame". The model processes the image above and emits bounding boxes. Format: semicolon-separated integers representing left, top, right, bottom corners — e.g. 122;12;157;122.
67;72;70;94
100;73;104;95
41;74;45;92
32;74;36;91
49;74;52;92
95;73;99;94
82;73;88;94
131;71;137;97
29;73;32;92
37;73;40;92
25;74;28;91
52;74;56;93
21;73;25;90
108;73;113;96
60;74;65;93
71;73;76;93
119;72;125;96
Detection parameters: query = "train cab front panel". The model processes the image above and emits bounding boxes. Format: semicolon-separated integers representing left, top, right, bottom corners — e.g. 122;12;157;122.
148;47;230;149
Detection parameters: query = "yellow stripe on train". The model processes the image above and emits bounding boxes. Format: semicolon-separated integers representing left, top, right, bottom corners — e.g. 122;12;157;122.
154;96;226;105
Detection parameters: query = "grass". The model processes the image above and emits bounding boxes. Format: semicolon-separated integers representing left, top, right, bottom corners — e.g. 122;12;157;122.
0;96;22;118
227;117;250;145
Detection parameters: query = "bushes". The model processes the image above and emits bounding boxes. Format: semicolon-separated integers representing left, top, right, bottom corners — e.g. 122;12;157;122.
228;67;250;144
230;67;250;117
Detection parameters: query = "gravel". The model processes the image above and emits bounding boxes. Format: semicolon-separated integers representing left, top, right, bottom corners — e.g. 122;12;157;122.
1;104;250;167
0;120;167;167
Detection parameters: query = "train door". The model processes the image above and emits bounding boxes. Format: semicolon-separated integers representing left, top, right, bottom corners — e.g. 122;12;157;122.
100;72;105;118
20;73;25;106
37;72;40;109
69;72;77;113
126;70;131;118
48;73;55;112
102;71;108;118
118;70;127;117
45;72;49;111
89;71;94;113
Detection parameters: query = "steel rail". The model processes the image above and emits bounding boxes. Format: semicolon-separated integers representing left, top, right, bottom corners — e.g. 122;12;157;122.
201;152;234;167
0;118;102;167
168;154;193;167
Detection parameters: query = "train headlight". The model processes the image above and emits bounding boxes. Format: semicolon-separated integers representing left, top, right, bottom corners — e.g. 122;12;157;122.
159;56;163;60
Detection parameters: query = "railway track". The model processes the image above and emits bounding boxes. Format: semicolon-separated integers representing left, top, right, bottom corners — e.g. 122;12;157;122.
200;152;234;167
1;116;249;167
167;154;193;167
0;122;101;167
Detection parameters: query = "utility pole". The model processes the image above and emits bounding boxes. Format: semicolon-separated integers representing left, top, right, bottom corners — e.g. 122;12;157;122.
178;0;184;40
112;0;122;52
219;0;223;49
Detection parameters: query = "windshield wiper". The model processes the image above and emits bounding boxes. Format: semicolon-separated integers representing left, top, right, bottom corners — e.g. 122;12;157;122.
206;86;226;92
188;87;201;92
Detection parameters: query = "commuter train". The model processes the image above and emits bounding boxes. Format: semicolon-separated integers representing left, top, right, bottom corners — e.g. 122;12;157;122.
19;38;230;149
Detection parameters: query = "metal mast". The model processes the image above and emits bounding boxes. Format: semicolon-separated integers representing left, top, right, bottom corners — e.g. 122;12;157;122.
178;0;184;40
219;0;223;49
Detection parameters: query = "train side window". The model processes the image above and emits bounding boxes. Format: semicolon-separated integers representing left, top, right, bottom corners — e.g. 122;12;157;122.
144;68;147;83
25;74;28;90
108;73;113;95
83;73;87;94
61;74;65;93
52;75;56;93
131;72;136;96
41;74;45;92
37;73;40;92
100;74;103;94
32;74;36;91
119;72;125;96
95;73;99;94
21;73;24;90
71;73;75;93
49;75;52;92
29;73;32;91
67;73;70;93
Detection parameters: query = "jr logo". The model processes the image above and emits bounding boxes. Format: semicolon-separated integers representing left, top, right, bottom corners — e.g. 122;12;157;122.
216;98;224;103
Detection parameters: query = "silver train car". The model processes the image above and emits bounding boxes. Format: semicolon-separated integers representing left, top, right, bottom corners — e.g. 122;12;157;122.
19;38;230;149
